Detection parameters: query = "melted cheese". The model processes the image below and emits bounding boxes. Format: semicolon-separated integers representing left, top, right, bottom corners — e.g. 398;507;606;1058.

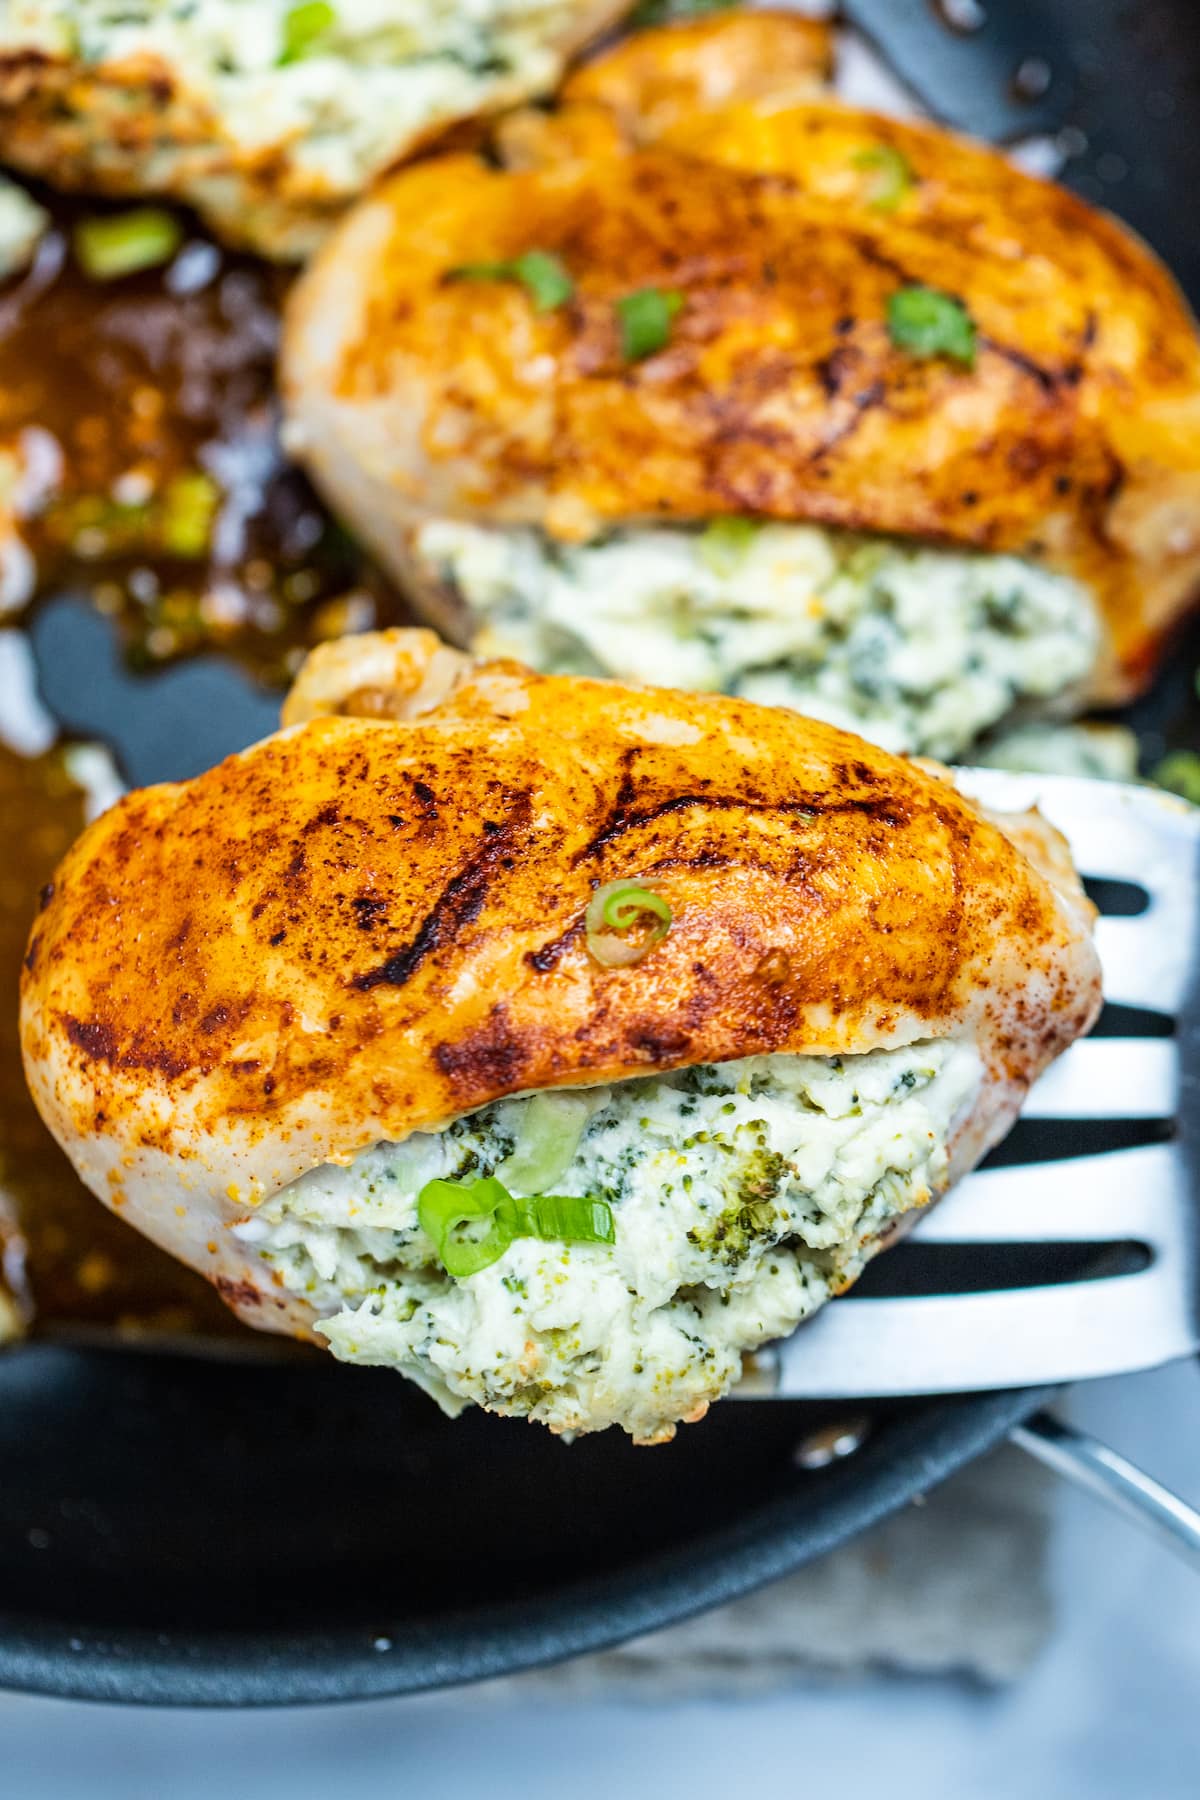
239;1039;981;1442
414;519;1101;762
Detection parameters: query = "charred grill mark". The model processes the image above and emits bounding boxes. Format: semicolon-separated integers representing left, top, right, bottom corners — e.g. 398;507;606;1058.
352;793;532;991
571;747;641;864
815;346;855;399
434;1009;527;1089
809;380;887;465
645;849;739;873
351;895;389;931
62;1014;193;1080
579;790;905;861
526;917;585;974
851;236;920;287
630;1027;693;1064
978;335;1061;393
838;242;1066;399
64;1015;118;1063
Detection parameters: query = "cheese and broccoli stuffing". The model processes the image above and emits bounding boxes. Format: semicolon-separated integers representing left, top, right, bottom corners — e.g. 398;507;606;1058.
238;1038;980;1441
413;518;1101;762
0;0;611;256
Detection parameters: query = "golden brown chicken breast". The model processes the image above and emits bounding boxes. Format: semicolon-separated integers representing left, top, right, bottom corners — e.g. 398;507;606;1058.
496;9;835;165
22;629;1100;1441
0;0;631;258
281;22;1200;760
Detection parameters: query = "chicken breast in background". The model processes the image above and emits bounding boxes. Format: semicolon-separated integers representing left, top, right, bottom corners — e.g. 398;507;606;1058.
495;9;836;165
281;11;1200;763
0;0;631;259
22;629;1101;1442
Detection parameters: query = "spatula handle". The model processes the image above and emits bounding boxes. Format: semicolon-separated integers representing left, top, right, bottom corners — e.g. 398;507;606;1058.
1011;1410;1200;1570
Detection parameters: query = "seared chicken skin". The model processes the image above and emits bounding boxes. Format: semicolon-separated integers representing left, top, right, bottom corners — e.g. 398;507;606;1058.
282;15;1200;758
22;630;1100;1439
0;0;631;258
495;9;836;164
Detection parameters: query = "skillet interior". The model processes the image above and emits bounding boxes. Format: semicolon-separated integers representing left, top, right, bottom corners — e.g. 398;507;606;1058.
1;0;1197;1705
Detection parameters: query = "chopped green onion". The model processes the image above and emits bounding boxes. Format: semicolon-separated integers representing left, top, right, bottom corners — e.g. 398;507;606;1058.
1154;750;1200;806
161;471;220;558
73;208;182;281
496;1090;593;1194
510;250;574;312
698;517;759;577
585;879;672;968
602;885;672;933
854;143;916;212
515;1193;615;1247
417;1175;615;1279
280;0;336;63
418;1176;515;1278
450;260;510;284
887;286;977;367
449;250;574;313
630;0;733;25
616;287;684;362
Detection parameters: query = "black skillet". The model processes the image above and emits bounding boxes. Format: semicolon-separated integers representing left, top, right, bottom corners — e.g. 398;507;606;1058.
2;0;1198;1706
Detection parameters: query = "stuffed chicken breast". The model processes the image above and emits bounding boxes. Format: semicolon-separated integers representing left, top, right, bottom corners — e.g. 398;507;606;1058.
21;631;1101;1441
282;16;1200;760
0;0;629;258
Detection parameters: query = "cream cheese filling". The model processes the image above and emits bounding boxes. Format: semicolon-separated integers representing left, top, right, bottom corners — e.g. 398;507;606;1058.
413;519;1102;762
238;1038;981;1442
2;0;593;251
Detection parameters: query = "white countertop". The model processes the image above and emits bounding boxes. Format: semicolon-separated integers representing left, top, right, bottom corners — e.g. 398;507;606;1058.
4;1359;1198;1800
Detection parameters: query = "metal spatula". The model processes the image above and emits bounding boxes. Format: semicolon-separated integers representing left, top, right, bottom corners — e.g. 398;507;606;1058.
742;770;1200;1565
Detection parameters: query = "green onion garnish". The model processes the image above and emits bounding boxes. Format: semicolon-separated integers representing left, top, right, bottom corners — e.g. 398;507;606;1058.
630;0;733;25
417;1176;615;1279
280;0;337;63
698;517;759;577
887;285;977;367
616;287;685;362
496;1090;593;1194
73;208;183;281
585;879;672;968
1154;750;1200;806
418;1176;514;1278
161;471;220;558
449;250;574;313
515;1192;615;1245
854;143;916;213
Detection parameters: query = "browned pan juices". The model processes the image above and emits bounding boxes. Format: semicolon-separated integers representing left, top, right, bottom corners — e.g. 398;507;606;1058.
0;745;238;1335
0;190;404;679
0;191;408;1337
